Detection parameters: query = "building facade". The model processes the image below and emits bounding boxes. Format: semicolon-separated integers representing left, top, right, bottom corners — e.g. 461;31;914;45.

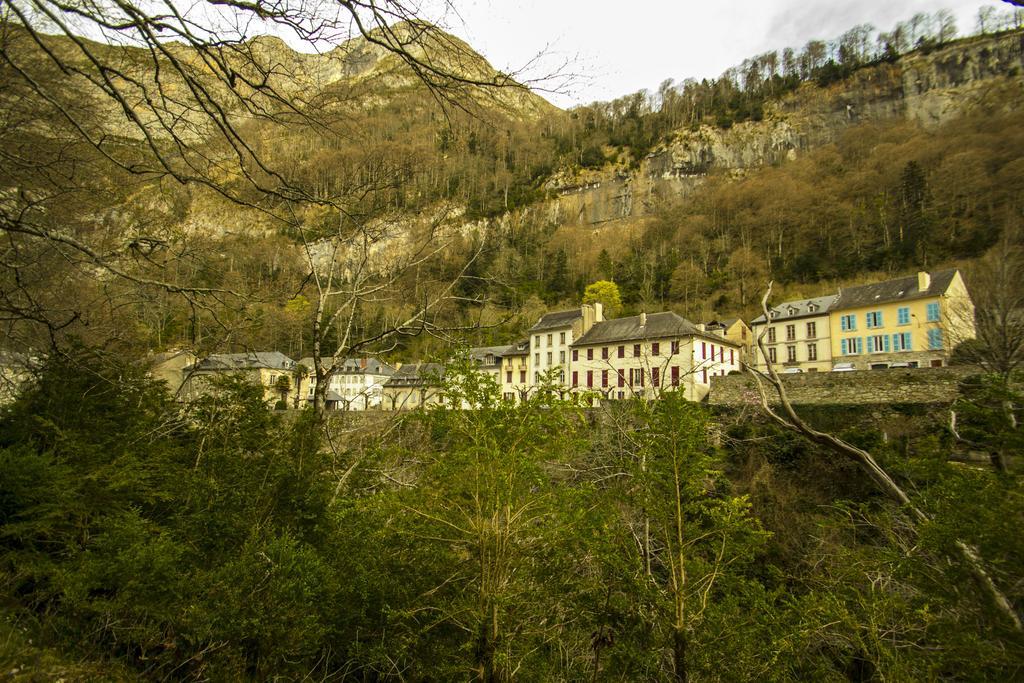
828;270;975;370
381;363;446;410
180;352;298;406
569;311;742;403
298;357;396;410
499;339;530;402
527;304;604;391
750;295;837;372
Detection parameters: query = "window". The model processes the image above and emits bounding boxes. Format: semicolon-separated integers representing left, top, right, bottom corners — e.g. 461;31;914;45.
897;307;910;325
559;332;565;344
618;345;625;359
806;321;817;338
618;391;624;399
547;333;552;347
671;340;680;354
840;314;856;331
893;332;912;352
534;372;540;383
618;369;626;387
632;368;645;387
534;335;540;347
559;370;565;383
787;345;797;363
841;337;863;355
867;335;888;353
786;324;796;341
587;348;594;361
586;371;593;388
928;328;943;349
652;367;660;387
602;347;608;360
633;344;641;357
671;366;680;386
652;342;660;356
807;342;817;361
572;349;578;362
519;370;526;383
866;311;883;328
767;328;776;343
768;347;777;364
560;351;565;364
506;371;512;383
602;370;608;387
535;353;540;366
572;371;578;387
926;303;940;322
546;352;552;365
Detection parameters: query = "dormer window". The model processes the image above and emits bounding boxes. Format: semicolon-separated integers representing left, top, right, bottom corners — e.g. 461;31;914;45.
787;306;797;315
808;303;818;312
770;311;779;319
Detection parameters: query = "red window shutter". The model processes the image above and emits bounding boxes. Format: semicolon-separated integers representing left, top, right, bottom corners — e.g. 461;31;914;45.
587;348;593;360
586;370;593;388
618;370;625;387
602;347;608;359
572;349;578;361
652;367;660;387
702;368;707;384
702;342;707;359
640;369;645;387
652;342;659;356
618;345;624;358
672;366;680;386
633;344;641;357
572;371;578;387
602;370;608;387
520;370;526;383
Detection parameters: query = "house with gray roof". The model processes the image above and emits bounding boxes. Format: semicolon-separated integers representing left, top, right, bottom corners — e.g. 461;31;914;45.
527;304;604;390
297;357;396;410
381;362;446;410
180;351;299;407
750;295;838;373
569;311;741;403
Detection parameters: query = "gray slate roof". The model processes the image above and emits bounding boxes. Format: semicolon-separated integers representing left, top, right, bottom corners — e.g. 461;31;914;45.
502;339;530;356
297;357;395;376
468;346;507;368
190;351;295;372
572;312;706;346
384;362;446;387
751;295;838;324
529;309;582;332
834;269;958;310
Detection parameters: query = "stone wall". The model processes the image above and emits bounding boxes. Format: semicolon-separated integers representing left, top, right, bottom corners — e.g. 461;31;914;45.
708;367;975;407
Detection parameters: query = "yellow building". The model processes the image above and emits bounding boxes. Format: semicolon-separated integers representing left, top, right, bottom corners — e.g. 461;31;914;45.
499;339;530;402
829;269;975;370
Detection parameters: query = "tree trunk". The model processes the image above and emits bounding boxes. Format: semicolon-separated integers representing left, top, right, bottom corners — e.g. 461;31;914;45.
673;627;688;683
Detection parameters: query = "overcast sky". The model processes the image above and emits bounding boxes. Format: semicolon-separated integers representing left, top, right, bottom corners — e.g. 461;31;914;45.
434;0;1009;108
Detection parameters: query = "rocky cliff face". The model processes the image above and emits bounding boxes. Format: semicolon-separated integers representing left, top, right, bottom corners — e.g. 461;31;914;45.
546;30;1024;227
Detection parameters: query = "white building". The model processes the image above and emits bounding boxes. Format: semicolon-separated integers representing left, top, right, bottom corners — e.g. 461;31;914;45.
527;304;603;393
569;311;742;402
499;339;530;402
298;357;396;410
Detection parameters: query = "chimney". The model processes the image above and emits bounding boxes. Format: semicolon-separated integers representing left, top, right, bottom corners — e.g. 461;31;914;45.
360;357;367;369
917;271;930;292
594;302;604;322
639;311;647;327
695;323;706;332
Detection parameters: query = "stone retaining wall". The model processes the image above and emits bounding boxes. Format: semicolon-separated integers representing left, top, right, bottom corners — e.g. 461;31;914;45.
708;367;975;406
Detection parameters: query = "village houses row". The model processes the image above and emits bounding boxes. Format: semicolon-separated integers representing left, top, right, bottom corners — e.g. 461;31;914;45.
152;269;975;410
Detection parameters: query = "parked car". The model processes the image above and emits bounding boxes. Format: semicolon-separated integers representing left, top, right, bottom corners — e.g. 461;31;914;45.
831;362;855;372
888;361;912;369
781;367;804;374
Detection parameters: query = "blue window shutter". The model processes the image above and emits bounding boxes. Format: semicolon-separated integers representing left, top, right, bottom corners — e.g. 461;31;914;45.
867;337;874;353
883;335;890;352
841;339;847;355
841;316;847;332
905;333;912;350
877;311;883;327
856;337;863;354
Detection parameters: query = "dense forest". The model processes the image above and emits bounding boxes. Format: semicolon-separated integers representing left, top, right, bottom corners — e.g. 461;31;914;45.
2;355;1022;680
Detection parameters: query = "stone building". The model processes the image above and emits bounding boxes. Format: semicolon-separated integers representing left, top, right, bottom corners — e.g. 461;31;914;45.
527;303;604;391
751;295;838;373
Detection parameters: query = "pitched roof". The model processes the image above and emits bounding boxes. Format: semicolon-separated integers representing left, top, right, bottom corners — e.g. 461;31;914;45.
501;338;530;356
572;311;708;346
468;346;508;367
834;269;958;310
751;295;838;324
297;357;395;375
190;351;295;372
529;308;582;332
383;362;446;387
